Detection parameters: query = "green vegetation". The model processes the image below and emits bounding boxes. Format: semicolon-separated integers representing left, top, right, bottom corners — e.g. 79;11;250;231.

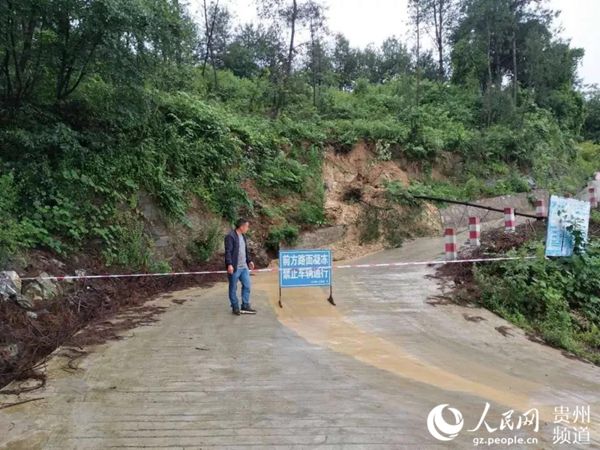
266;224;300;252
475;218;600;363
0;0;598;268
188;220;223;263
358;207;382;245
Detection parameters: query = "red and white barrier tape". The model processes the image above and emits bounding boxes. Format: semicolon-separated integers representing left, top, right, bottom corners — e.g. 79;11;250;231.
20;256;538;282
19;268;276;281
335;256;537;269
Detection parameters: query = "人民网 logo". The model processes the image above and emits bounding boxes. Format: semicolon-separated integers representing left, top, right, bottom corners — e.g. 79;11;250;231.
427;404;464;441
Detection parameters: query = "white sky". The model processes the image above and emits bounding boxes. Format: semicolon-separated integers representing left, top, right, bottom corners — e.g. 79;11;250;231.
190;0;600;87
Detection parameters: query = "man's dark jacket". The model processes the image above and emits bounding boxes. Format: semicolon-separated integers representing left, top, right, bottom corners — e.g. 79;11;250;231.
224;230;252;271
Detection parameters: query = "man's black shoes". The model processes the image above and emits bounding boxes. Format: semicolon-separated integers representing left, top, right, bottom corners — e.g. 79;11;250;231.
231;305;256;315
241;305;257;314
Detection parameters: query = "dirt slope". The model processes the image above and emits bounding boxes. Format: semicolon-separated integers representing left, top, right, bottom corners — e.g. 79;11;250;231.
315;141;442;259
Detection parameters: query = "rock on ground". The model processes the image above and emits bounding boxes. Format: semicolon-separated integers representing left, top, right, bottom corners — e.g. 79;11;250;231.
0;271;21;301
22;272;59;302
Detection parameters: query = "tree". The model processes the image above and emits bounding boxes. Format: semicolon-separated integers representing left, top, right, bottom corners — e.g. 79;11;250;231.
0;0;197;107
451;0;512;91
378;37;412;81
583;88;600;143
224;24;284;79
331;34;358;90
408;0;423;105
306;1;327;106
0;0;130;104
507;1;552;102
0;0;50;106
450;0;582;128
256;0;326;114
330;35;412;87
421;0;458;80
356;45;379;83
201;0;231;89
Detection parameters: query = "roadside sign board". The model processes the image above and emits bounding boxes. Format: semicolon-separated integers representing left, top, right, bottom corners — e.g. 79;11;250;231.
545;195;591;257
279;249;332;288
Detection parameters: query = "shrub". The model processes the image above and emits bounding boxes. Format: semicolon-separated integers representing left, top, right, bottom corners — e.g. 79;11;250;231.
0;173;26;264
475;237;600;363
189;220;222;263
358;207;381;244
257;153;308;194
266;224;299;252
291;201;326;226
101;219;153;270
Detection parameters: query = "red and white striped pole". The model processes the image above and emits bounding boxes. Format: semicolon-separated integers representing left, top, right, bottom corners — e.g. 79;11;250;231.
445;228;457;260
504;207;516;233
535;199;547;218
589;186;598;209
468;217;481;247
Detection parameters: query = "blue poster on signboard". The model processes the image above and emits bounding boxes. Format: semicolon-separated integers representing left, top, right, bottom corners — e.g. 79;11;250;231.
545;195;591;257
279;249;332;288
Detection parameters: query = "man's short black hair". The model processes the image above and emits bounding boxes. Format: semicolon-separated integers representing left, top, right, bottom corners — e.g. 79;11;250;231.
235;218;249;229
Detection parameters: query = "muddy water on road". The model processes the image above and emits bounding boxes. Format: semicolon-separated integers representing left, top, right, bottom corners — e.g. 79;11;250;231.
256;234;600;433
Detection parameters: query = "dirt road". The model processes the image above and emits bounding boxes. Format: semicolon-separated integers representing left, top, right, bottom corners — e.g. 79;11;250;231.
1;233;599;449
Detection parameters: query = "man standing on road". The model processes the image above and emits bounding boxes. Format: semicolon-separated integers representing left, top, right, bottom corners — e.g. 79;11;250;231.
224;219;256;316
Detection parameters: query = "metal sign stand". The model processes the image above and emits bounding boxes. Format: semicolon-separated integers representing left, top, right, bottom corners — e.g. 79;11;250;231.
278;249;335;308
327;283;335;305
279;284;334;308
278;284;282;308
326;260;335;305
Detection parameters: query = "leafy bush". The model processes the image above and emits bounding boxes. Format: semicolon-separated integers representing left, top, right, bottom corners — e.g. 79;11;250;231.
188;221;223;263
0;173;26;264
291;200;326;226
326;118;410;149
358;207;381;244
266;224;299;252
583;91;600;143
101;219;154;270
475;236;600;363
257;152;310;194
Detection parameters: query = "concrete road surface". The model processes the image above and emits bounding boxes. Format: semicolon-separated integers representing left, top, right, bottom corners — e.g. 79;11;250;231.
1;234;599;449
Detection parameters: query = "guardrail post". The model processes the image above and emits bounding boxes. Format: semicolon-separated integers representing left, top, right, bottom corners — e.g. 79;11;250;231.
535;199;547;218
589;186;598;209
468;217;481;247
445;228;457;260
504;207;516;233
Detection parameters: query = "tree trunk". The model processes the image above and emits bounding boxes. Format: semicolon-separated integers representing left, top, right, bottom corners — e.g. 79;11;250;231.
415;2;421;106
512;27;518;104
286;0;298;79
433;0;444;80
210;45;219;90
201;0;209;75
276;0;298;116
202;0;219;80
316;39;322;109
310;24;316;107
486;25;493;126
311;52;316;107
